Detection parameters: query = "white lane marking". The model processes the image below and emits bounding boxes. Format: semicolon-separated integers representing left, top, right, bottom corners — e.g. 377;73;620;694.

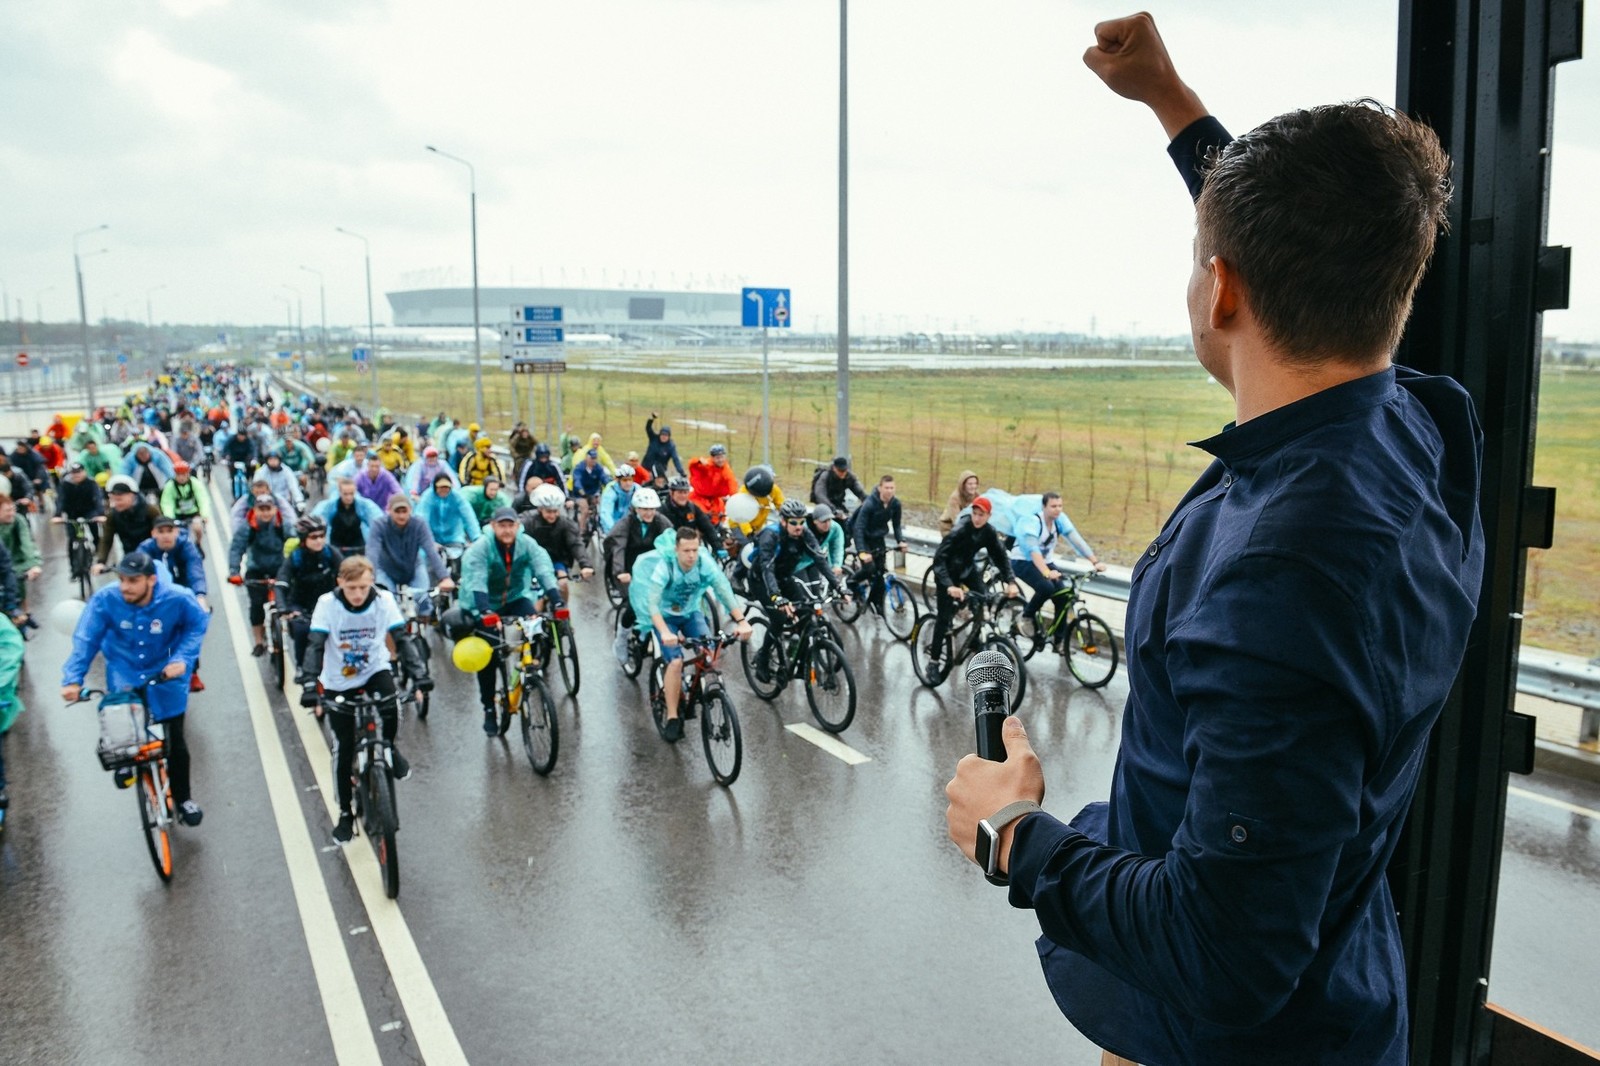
1509;784;1600;822
203;496;382;1066
784;723;873;765
211;482;471;1065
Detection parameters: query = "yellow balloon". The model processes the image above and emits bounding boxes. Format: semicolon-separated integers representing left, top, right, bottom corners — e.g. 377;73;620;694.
451;635;493;673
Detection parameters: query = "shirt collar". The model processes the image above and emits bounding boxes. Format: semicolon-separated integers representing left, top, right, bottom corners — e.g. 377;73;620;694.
1191;367;1397;471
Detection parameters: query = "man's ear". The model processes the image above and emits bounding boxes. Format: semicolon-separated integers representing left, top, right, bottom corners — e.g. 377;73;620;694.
1208;255;1242;329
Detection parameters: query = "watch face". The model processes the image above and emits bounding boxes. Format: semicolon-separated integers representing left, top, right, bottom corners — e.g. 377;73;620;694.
976;822;997;874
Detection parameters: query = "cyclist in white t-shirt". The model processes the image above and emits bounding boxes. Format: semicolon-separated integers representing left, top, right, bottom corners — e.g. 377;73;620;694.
296;554;412;846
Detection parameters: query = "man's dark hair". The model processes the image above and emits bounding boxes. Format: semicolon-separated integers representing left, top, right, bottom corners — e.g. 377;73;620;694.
878;474;895;486
1196;100;1451;365
1042;491;1063;506
675;526;701;544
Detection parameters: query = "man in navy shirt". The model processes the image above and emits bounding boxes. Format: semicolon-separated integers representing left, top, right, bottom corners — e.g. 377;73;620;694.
946;15;1484;1065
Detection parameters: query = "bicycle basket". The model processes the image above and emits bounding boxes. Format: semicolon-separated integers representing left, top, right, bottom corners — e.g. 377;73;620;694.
96;693;154;770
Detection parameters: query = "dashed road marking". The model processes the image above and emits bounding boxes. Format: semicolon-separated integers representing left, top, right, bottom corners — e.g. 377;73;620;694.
784;723;872;765
1509;784;1600;822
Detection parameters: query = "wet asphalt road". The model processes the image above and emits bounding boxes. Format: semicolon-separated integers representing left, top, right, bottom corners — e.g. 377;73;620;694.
2;499;1597;1064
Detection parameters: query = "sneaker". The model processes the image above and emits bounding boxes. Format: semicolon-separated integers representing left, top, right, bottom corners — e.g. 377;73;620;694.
612;627;631;666
332;812;355;846
663;716;684;743
178;800;203;827
412;675;434;694
925;654;943;676
189;672;205;693
499;708;512;736
482;709;499;737
389;749;411;781
113;767;135;790
251;643;266;658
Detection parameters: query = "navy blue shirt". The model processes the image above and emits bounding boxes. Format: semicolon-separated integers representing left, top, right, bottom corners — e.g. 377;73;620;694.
1007;367;1484;1064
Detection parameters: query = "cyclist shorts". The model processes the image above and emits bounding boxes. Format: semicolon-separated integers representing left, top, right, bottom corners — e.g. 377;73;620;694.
655;611;710;664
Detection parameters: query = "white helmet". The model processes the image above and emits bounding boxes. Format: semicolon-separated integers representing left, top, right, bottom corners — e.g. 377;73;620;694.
615;464;635;481
530;485;566;510
632;487;661;510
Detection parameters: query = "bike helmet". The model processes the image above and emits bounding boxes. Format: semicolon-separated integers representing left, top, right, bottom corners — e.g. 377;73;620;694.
534;442;551;458
708;443;727;457
296;515;327;537
172;460;191;474
811;503;834;523
778;500;809;521
744;464;774;497
632;488;661;510
530;485;566;510
666;475;690;492
106;474;138;495
615;464;635;481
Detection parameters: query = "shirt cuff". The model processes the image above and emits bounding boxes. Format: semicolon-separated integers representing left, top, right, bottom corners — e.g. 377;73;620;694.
1006;810;1078;910
1165;114;1232;202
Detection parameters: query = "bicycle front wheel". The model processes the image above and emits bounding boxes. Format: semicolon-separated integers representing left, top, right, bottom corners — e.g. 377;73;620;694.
909;617;953;688
1065;613;1119;689
699;687;743;786
365;766;400;899
519;670;559;775
832;566;866;623
555;622;581;696
979;635;1029;712
880;575;919;641
919;566;939;611
803;638;856;733
138;763;174;883
268;615;286;689
739;613;787;701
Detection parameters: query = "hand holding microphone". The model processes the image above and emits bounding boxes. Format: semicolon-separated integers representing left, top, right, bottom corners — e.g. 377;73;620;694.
945;651;1046;878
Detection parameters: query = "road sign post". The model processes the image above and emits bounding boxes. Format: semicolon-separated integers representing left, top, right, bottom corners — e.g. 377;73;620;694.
743;288;792;465
500;308;566;437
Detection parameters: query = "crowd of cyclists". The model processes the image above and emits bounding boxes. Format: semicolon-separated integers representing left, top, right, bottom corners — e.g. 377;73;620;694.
0;363;1108;849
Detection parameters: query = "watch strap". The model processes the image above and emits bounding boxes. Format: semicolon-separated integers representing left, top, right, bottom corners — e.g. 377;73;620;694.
977;800;1042;886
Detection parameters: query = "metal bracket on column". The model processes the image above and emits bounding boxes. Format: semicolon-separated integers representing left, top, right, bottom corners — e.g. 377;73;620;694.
1502;710;1536;776
1535;247;1572;312
1521;486;1557;550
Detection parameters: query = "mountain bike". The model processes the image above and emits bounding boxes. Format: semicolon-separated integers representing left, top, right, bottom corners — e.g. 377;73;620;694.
833;549;919;641
481;610;560;775
320;687;403;898
62;517;98;601
75;675;178;882
429;544;468;621
393;586;437;719
245;579;291;689
909;587;1028;710
646;631;744;785
1010;572;1119;689
741;592;857;733
230;461;250;501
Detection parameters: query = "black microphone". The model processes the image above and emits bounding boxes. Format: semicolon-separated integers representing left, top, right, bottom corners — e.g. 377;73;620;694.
967;649;1015;761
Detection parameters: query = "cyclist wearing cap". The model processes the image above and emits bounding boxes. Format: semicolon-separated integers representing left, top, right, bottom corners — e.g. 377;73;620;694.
227;495;289;654
139;514;210;690
456;506;563;735
631;525;751;742
795;503;846;578
641;413;685;481
365;494;454;619
925;497;1018;674
659;475;721;554
61;551;211;827
729;464;786;540
518;484;592;603
458;437;503;487
54;462;106;543
94;477;159;570
569;448;612;532
160;459;211;545
605;488;671;639
811;456;868;520
229;475;299;528
597;465;638;535
296;554;416;845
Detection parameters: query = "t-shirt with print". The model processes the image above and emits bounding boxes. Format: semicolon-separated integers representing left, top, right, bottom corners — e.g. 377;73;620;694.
309;588;404;691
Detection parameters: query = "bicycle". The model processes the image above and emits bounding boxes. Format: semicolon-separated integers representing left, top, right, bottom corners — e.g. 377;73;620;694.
317;687;403;898
547;583;581;696
245;579;291;689
480;610;561;776
1010;571;1119;689
74;675;178;882
909;587;1028;709
740;592;858;733
645;631;744;786
430;544;468;620
833;548;919;641
230;461;250;501
393;587;437;719
61;516;99;600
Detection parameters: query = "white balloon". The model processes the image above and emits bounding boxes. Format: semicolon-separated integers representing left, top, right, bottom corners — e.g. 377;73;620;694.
724;492;760;526
51;598;87;637
315;436;331;454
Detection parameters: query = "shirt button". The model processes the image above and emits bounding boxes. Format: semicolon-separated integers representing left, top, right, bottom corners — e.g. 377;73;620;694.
1223;474;1234;488
1230;825;1248;843
1147;543;1159;558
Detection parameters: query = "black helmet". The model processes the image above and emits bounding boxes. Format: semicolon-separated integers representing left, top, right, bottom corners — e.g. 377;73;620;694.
296;515;327;538
666;475;690;492
535;442;551;458
779;500;809;521
743;464;775;497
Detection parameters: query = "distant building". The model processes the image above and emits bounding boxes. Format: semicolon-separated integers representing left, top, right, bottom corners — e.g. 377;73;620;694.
385;287;745;346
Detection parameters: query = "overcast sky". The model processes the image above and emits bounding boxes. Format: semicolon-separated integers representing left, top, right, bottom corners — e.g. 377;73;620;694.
5;0;1598;340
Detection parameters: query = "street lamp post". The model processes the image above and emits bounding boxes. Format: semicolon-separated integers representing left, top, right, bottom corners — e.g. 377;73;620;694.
146;283;166;341
73;224;110;413
33;286;53;325
425;145;485;426
299;265;328;393
280;285;304;374
836;0;850;460
335;226;380;412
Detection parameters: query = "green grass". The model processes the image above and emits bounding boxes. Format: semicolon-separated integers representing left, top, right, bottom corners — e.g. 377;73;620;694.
315;353;1599;655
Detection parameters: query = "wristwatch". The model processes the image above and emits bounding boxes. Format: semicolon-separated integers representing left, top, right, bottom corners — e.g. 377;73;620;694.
975;800;1042;886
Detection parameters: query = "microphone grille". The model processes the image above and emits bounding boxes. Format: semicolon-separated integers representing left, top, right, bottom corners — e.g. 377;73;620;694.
965;648;1015;689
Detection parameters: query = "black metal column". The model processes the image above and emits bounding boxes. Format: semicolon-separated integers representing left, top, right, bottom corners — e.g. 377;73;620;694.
1392;1;1580;1063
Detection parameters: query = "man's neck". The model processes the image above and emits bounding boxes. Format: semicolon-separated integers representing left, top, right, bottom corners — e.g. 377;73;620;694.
1225;341;1390;424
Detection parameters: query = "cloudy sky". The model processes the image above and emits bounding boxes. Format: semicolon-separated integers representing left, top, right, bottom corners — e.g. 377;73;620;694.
5;0;1598;340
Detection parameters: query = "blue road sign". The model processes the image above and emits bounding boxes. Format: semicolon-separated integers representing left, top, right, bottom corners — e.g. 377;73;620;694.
514;306;563;323
277;351;291;360
742;288;791;328
116;353;129;364
352;346;370;362
508;327;564;345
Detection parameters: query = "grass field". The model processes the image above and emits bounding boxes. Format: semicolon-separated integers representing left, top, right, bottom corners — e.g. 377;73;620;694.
307;352;1599;656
